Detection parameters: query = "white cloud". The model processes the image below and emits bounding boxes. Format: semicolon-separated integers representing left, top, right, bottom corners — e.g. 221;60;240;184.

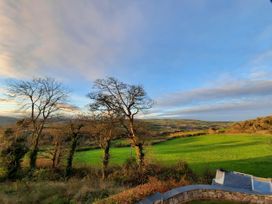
147;75;272;120
0;96;24;117
157;79;272;107
163;98;272;115
145;97;272;121
250;50;272;68
0;0;143;80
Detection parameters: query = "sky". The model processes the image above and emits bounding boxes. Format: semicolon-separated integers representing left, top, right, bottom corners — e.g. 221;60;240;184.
0;0;272;121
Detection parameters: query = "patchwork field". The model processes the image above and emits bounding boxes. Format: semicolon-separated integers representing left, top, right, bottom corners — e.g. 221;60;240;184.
74;134;272;177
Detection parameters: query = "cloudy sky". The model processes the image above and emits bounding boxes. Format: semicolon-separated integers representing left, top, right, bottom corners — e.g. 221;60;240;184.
0;0;272;121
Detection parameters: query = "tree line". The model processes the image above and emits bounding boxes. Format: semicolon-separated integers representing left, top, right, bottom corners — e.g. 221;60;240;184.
0;77;153;179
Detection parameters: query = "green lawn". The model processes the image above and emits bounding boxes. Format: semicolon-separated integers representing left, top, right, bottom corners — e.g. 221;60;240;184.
74;134;272;177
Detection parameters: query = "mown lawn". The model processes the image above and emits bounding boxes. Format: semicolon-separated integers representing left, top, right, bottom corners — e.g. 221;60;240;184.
74;134;272;177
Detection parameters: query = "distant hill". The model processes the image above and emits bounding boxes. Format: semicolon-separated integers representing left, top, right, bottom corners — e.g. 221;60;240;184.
143;119;232;134
0;116;232;132
229;115;272;134
0;116;18;126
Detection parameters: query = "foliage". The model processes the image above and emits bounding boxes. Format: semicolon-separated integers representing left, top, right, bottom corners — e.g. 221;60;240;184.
30;168;64;181
108;158;148;186
229;115;272;134
108;158;196;187
0;179;120;204
0;128;29;179
0;160;194;204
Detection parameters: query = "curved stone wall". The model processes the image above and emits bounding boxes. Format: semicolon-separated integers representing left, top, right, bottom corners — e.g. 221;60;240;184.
164;189;272;204
139;185;272;204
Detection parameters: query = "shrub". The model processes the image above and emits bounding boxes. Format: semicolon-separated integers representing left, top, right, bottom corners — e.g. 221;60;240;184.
200;168;215;184
0;129;28;180
145;161;196;182
0;167;7;181
30;168;64;181
108;159;196;187
71;166;101;180
0;179;121;204
73;188;110;203
108;158;148;186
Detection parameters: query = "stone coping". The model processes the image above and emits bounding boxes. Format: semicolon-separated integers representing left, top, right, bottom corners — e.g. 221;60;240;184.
138;184;272;204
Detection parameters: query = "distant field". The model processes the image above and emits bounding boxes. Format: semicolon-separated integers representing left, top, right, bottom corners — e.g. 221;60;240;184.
74;134;272;177
141;119;231;133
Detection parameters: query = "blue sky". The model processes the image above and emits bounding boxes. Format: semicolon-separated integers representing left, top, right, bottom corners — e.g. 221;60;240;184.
0;0;272;121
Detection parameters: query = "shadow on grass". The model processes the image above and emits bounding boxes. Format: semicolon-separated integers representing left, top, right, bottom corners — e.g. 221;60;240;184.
180;141;262;153
155;136;202;146
190;155;272;178
155;141;262;154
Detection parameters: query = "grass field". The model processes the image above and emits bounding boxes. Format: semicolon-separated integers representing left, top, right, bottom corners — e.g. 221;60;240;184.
74;134;272;177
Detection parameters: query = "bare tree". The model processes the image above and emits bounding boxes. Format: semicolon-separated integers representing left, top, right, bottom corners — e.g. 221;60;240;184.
88;77;153;168
7;77;68;170
88;89;123;179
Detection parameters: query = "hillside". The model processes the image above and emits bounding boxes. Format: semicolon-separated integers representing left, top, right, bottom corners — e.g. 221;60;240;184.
0;116;232;132
229;115;272;134
0;116;18;126
142;119;232;134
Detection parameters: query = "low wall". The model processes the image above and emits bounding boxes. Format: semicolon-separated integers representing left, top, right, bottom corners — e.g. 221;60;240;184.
139;185;272;204
164;189;272;204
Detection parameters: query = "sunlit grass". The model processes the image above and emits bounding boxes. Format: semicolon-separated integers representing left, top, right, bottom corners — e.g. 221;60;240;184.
74;134;272;177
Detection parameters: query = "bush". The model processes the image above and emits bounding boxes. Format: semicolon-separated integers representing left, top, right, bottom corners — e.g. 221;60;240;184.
30;168;64;181
108;158;148;186
0;167;7;181
73;188;110;203
24;166;102;182
0;129;28;180
71;166;101;180
200;168;215;184
0;179;121;204
108;159;196;187
145;161;196;182
0;181;68;204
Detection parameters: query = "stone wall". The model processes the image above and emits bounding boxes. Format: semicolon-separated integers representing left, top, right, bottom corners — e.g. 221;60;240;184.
139;185;272;204
163;189;272;204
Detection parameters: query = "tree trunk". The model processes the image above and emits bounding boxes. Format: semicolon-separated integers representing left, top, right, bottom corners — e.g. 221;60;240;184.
65;137;77;177
55;144;61;168
135;142;145;169
102;139;111;179
52;143;57;168
29;124;44;170
29;134;40;170
52;141;61;168
129;118;145;168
